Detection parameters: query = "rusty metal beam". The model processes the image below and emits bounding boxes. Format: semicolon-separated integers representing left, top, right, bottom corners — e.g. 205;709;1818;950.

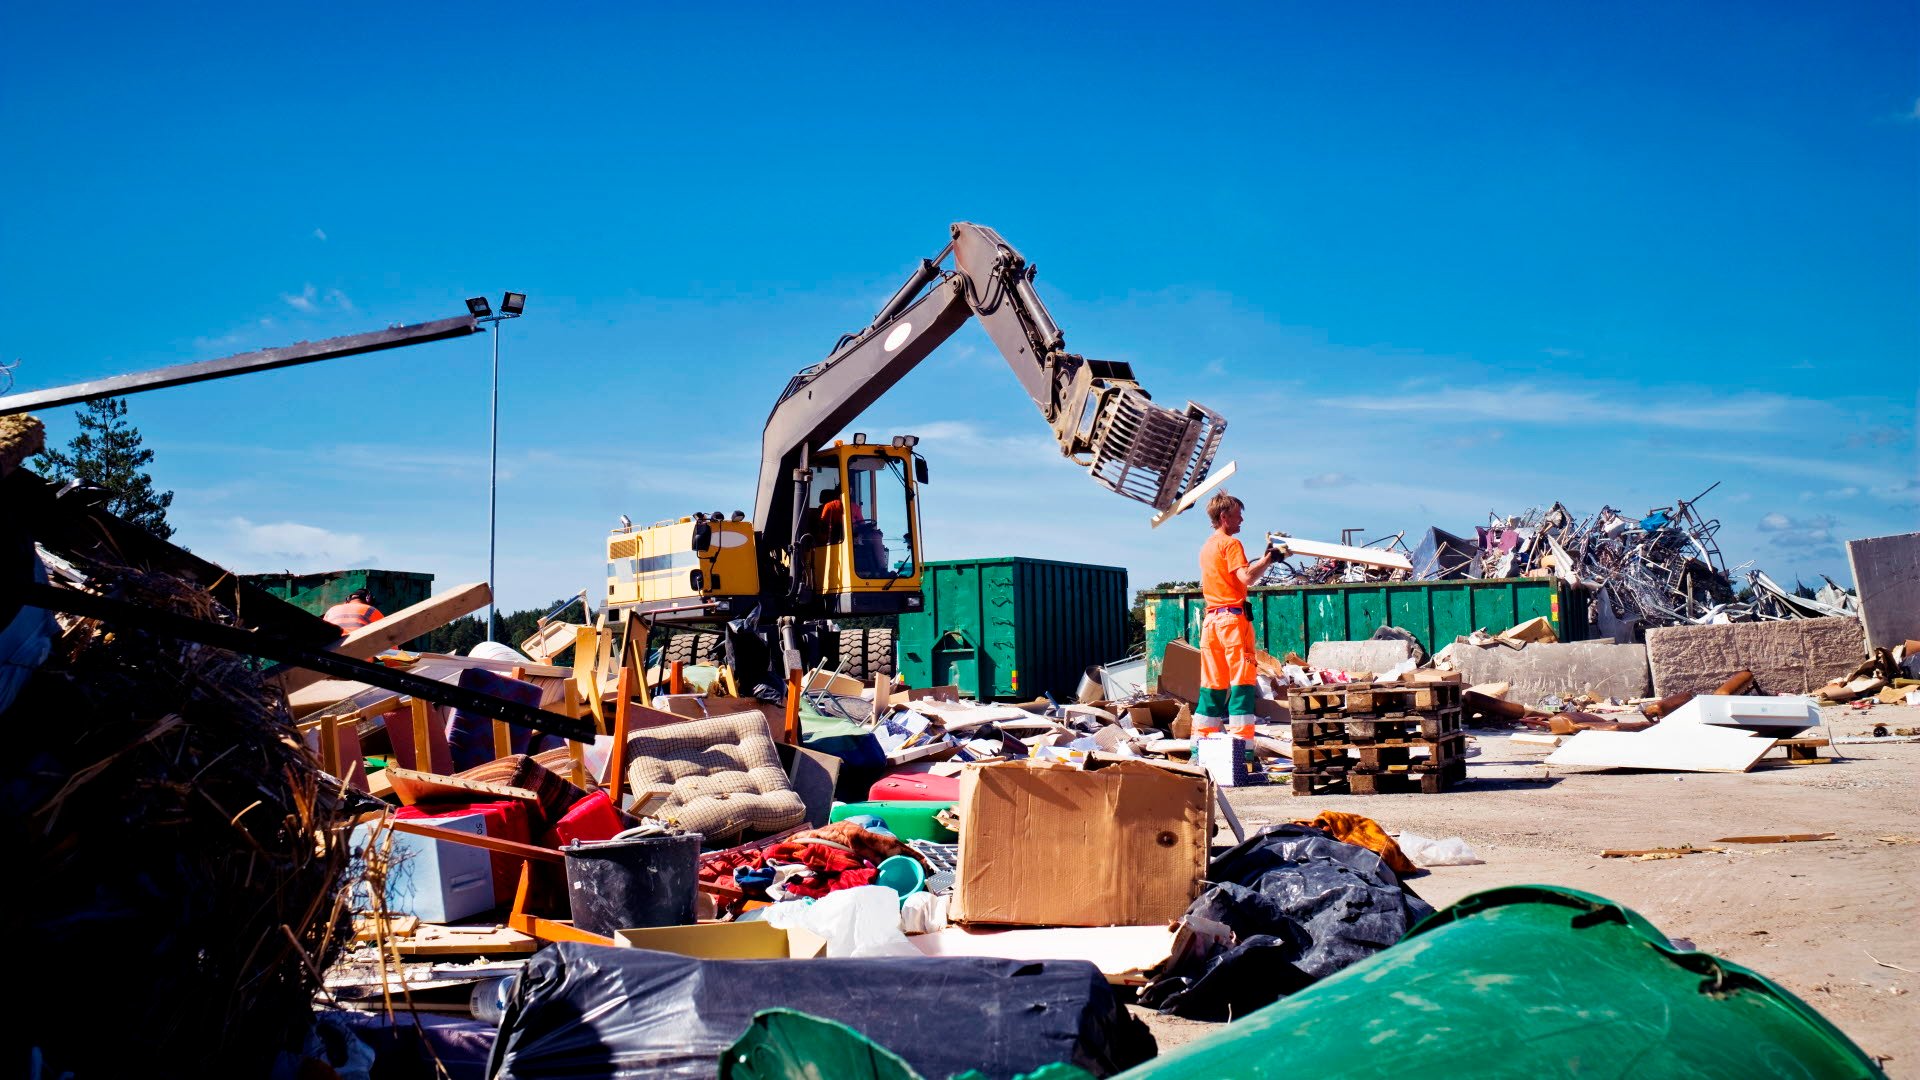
0;314;480;416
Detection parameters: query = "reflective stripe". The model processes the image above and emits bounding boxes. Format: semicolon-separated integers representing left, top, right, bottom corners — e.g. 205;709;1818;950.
323;602;378;632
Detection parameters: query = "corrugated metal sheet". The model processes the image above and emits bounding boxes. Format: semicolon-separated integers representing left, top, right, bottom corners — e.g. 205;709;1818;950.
898;557;1128;701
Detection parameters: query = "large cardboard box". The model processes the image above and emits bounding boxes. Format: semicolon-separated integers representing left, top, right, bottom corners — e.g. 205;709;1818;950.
1156;641;1202;703
951;759;1212;928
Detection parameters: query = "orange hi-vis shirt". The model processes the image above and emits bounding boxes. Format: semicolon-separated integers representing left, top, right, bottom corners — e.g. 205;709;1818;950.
1200;533;1250;609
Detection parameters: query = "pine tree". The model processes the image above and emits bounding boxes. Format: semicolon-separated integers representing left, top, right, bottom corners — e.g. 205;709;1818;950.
34;396;176;539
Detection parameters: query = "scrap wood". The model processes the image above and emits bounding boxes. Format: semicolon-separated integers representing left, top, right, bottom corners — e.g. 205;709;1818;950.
1711;833;1837;844
1874;835;1919;845
277;581;493;694
383;765;540;807
1600;846;1725;859
1866;951;1918;974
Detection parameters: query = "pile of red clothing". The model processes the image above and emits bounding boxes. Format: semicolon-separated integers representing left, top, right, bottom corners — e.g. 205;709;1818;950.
699;821;927;902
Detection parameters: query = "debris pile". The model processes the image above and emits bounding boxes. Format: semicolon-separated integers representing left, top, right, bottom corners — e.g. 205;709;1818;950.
1263;483;1862;633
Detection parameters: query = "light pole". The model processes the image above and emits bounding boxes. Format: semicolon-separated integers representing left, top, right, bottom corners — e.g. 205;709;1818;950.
467;292;525;642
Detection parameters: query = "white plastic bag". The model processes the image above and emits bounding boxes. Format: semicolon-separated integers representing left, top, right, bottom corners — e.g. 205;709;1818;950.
899;891;950;935
762;886;919;957
1395;831;1485;867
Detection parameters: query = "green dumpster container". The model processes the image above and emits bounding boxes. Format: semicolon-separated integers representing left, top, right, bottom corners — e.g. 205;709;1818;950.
1143;577;1586;683
898;558;1127;701
1123;885;1884;1079
244;568;435;619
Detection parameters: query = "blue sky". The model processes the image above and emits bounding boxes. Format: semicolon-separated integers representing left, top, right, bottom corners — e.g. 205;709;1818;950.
4;2;1915;610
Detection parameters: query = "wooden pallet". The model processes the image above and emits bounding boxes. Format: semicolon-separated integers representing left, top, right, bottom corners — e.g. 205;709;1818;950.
1287;681;1463;717
1292;709;1462;745
1293;732;1465;772
1292;756;1466;796
1768;737;1830;765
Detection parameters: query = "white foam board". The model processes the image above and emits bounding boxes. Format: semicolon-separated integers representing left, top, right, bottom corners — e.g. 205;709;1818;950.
1546;721;1775;773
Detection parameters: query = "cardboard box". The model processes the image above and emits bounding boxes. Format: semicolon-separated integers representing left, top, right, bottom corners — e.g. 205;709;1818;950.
612;920;826;959
951;759;1211;928
1157;641;1202;703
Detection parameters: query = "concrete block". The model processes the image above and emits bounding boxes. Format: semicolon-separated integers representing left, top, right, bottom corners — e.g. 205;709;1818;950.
1644;617;1865;697
1306;639;1412;674
1434;641;1650;705
1847;532;1920;649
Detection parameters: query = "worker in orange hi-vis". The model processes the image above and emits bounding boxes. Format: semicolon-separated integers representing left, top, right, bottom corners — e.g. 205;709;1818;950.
1195;491;1284;739
322;589;385;637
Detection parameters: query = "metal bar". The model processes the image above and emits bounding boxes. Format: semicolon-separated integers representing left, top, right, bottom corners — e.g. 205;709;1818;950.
19;581;595;742
0;315;480;415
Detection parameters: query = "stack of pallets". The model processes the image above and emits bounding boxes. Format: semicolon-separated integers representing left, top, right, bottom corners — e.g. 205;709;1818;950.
1288;676;1466;795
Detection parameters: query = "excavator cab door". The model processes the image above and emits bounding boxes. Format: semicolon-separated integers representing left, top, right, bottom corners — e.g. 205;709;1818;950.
807;443;923;614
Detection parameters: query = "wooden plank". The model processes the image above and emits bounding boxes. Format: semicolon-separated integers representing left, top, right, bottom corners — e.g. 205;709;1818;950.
384;817;566;863
319;712;341;776
1601;846;1724;858
606;665;634;805
389;923;540;957
1711;833;1838;844
278;582;492;693
384;766;540;807
410;697;434;773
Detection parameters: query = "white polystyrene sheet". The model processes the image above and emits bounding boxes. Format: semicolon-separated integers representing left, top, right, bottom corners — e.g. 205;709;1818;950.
1662;695;1821;733
909;924;1178;978
1546;720;1776;773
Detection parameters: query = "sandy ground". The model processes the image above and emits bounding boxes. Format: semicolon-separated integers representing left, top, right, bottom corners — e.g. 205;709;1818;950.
1136;703;1920;1073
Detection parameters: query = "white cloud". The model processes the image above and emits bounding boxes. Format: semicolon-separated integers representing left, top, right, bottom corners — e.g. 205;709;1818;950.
210;516;375;570
1342;383;1807;431
1204;358;1227;376
313;228;328;241
282;283;318;312
324;287;354;311
1302;472;1352;489
1755;511;1838;551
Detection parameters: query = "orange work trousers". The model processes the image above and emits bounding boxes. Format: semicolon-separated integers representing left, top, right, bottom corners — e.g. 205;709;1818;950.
1197;608;1258;739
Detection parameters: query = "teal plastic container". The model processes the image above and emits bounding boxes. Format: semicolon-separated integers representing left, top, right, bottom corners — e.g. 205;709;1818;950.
898;557;1128;701
1143;577;1585;683
1123;885;1884;1079
828;801;957;842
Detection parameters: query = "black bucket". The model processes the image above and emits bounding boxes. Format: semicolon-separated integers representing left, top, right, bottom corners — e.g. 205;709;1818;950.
563;831;703;936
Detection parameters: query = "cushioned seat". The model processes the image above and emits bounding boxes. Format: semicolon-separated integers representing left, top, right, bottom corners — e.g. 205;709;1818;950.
624;712;805;843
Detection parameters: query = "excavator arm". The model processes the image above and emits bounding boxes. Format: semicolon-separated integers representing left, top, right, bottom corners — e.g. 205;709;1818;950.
754;222;1226;551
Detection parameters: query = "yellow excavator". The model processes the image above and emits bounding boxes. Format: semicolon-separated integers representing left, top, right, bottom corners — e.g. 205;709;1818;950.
604;222;1225;689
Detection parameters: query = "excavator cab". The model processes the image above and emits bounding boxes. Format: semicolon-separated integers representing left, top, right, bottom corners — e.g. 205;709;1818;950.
807;436;924;614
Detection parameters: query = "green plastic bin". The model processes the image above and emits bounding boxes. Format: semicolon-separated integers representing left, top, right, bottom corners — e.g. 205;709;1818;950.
1123;885;1884;1078
1143;577;1586;683
828;801;957;842
898;557;1127;702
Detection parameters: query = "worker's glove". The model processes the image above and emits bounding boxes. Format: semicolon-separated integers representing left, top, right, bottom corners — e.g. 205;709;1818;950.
1266;539;1290;560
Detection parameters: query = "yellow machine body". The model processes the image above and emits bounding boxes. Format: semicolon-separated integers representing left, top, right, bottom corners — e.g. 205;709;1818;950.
605;441;924;621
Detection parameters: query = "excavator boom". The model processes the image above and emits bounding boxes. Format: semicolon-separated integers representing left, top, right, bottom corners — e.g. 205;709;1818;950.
755;222;1226;543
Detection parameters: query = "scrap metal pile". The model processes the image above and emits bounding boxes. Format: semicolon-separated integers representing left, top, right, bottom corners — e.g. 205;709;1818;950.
1279;483;1858;633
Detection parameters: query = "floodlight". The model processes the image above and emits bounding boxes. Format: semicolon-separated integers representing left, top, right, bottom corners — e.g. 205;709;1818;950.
501;292;526;316
467;296;492;318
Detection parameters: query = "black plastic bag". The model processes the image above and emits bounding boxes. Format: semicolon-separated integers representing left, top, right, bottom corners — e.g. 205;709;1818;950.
489;943;1156;1079
1142;825;1435;1020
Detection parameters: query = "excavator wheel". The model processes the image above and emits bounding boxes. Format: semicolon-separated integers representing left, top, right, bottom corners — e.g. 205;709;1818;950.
663;629;725;668
835;627;896;680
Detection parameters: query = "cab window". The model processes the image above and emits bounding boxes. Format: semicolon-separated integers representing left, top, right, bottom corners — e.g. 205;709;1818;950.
844;454;916;579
